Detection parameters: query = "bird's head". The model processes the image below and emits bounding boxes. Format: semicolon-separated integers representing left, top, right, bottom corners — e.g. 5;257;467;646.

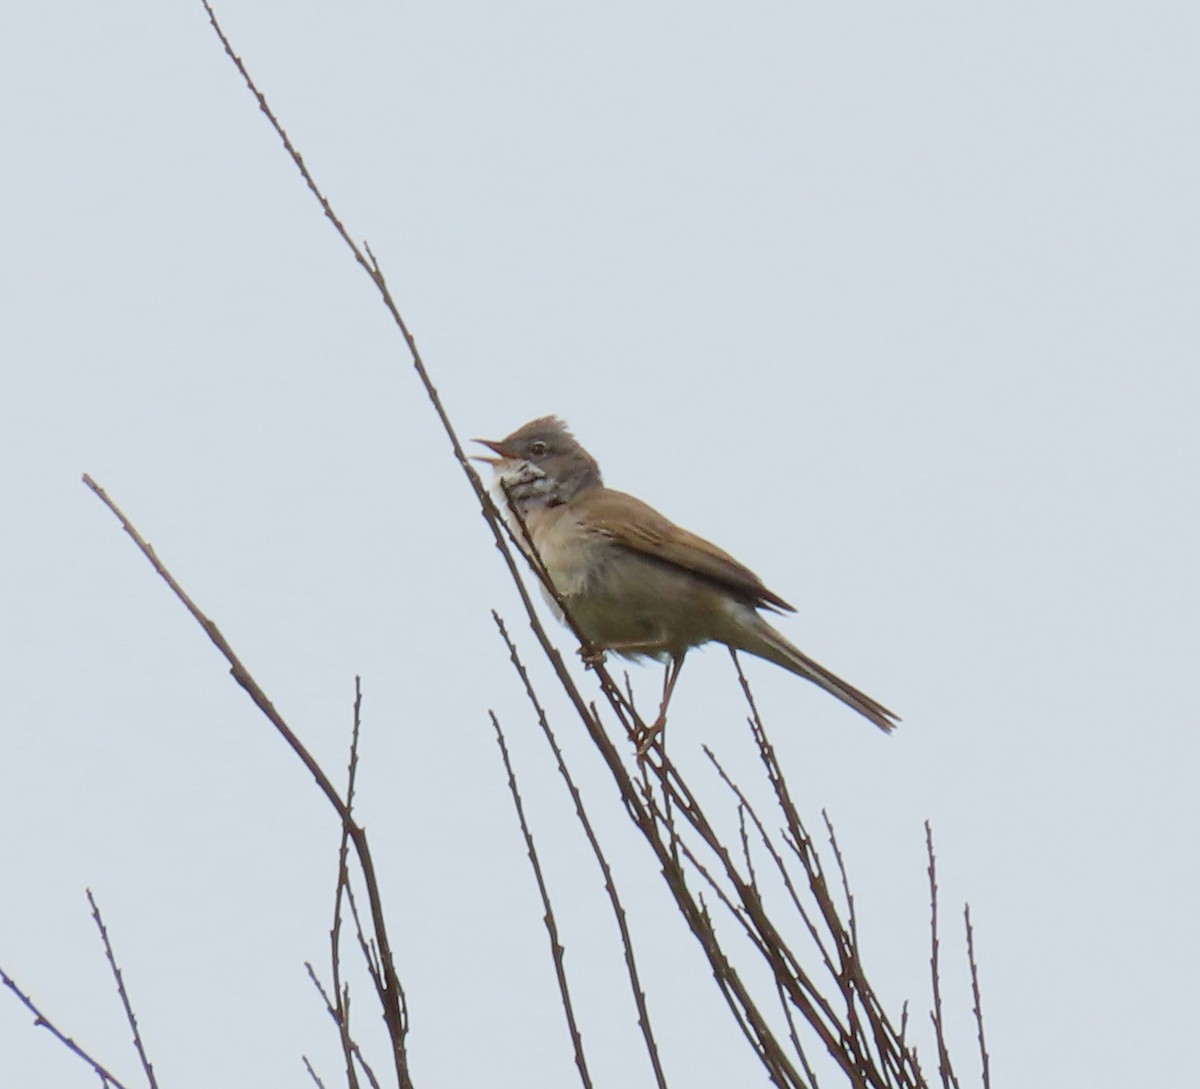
473;416;602;507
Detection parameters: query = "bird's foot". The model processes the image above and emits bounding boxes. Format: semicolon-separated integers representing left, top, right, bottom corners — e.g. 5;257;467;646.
635;715;666;759
578;645;606;669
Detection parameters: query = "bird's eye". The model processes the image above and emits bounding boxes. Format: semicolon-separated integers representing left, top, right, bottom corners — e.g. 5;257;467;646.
529;440;548;457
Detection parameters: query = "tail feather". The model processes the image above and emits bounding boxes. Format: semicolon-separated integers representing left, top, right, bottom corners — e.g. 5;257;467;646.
734;613;899;733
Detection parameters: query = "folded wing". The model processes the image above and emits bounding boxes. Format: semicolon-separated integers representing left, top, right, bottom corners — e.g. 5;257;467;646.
580;489;795;613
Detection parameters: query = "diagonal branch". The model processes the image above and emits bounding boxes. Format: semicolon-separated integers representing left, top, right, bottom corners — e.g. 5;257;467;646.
490;711;593;1089
81;473;413;1089
0;966;132;1089
87;890;159;1089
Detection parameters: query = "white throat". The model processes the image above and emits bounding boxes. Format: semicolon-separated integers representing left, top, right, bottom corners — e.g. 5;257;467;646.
492;460;562;513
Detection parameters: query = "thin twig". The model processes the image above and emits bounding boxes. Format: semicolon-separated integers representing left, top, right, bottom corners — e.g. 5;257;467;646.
687;891;799;1089
0;967;132;1089
775;975;819;1089
964;906;990;1089
495;479;643;742
303;1054;329;1089
489;711;594;1089
822;813;859;953
304;965;382;1089
926;823;960;1089
330;677;366;1089
820;813;894;1082
344;878;383;989
87;891;158;1089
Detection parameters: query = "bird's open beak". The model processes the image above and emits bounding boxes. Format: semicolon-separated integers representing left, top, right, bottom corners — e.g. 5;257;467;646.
471;437;514;466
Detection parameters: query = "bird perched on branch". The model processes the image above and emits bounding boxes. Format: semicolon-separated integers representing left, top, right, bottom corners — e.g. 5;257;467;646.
475;416;897;739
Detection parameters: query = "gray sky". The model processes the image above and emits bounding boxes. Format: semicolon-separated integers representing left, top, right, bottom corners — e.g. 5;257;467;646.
3;2;1197;1086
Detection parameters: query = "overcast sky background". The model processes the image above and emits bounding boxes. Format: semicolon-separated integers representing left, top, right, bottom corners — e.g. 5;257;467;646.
2;2;1197;1087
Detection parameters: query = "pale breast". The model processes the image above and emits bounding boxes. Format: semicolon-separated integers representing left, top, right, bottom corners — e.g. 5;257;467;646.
526;503;599;599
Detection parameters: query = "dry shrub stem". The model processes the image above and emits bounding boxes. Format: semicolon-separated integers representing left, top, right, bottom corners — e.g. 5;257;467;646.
926;824;961;1089
0;965;132;1089
964;907;991;1089
325;678;381;1089
304;961;382;1089
86;891;159;1089
304;1055;331;1089
490;712;595;1089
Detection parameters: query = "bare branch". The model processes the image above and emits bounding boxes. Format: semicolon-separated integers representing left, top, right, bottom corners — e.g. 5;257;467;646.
0;966;132;1089
330;678;366;1089
821;813;859;953
964;907;990;1089
303;1054;329;1089
305;964;382;1089
489;711;593;1089
86;891;158;1089
926;823;960;1089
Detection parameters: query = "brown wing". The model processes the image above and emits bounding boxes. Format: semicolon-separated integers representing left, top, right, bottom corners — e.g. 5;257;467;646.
578;488;795;613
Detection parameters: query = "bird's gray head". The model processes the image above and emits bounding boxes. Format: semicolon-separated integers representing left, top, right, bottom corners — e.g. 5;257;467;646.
474;416;603;508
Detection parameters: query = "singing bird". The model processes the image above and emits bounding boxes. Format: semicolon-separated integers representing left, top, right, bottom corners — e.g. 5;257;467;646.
476;416;897;735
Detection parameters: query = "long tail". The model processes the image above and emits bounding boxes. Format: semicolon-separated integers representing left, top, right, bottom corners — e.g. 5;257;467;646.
734;613;900;733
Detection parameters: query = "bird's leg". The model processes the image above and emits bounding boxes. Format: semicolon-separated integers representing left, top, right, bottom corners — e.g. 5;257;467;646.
637;652;685;757
577;634;681;754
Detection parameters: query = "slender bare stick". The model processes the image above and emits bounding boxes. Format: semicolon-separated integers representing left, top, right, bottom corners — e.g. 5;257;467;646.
703;746;838;980
819;814;888;1081
86;891;158;1089
821;813;859;953
964;906;990;1089
0;967;131;1089
489;711;594;1089
343;878;383;990
304;964;382;1089
926;823;960;1089
491;612;669;1089
330;677;366;1089
772;973;821;1089
81;474;413;1089
495;479;642;740
303;1054;329;1089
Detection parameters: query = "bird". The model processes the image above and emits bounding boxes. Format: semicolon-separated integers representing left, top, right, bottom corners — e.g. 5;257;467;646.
474;416;898;737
